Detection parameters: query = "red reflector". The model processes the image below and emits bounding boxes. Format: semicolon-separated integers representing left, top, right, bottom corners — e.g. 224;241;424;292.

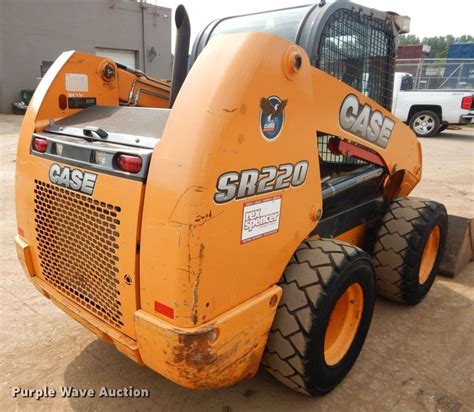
154;301;174;319
33;137;48;153
461;95;472;110
116;154;142;173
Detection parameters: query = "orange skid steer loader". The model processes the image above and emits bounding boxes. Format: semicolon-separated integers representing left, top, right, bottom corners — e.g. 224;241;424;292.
15;3;447;395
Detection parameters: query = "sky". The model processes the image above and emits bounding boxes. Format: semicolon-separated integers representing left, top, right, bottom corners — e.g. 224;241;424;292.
150;0;474;49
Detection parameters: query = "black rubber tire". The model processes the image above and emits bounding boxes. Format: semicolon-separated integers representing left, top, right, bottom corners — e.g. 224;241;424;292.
437;123;449;133
409;110;441;137
262;239;376;395
372;197;447;305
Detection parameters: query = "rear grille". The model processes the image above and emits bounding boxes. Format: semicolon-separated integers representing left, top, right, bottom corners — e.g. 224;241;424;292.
34;180;124;328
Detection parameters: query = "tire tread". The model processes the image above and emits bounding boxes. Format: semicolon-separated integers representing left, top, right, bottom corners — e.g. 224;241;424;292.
263;239;369;394
373;196;446;303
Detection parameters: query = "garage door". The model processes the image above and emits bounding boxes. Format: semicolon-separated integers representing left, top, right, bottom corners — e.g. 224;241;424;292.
95;48;137;69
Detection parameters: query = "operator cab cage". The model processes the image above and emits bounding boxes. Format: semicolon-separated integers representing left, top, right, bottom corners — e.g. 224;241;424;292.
191;1;405;111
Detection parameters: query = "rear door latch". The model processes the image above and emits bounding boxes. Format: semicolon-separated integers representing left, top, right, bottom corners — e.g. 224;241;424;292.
83;126;108;139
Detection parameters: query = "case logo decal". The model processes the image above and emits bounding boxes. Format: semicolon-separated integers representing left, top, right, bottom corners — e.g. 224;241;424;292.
339;94;394;148
241;196;281;243
259;96;287;140
49;163;97;196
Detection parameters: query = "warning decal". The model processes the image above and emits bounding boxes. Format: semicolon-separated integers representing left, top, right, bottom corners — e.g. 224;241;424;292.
65;73;89;92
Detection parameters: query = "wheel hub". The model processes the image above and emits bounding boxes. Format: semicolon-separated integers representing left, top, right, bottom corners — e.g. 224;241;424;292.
414;115;435;135
419;226;441;284
324;283;364;366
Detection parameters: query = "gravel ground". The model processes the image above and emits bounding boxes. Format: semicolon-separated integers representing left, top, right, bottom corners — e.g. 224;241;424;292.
1;114;473;411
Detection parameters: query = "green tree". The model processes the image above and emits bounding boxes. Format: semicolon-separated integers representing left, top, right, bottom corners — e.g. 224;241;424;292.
399;34;474;58
399;34;420;45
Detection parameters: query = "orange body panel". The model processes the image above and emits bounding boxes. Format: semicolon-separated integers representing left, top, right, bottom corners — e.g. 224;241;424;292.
135;286;281;388
334;223;368;247
16;236;281;389
139;33;421;329
15;51;169;339
16;155;145;338
15;33;422;389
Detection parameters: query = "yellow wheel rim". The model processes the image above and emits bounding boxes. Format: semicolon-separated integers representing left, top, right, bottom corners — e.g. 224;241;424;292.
419;226;440;285
324;283;364;366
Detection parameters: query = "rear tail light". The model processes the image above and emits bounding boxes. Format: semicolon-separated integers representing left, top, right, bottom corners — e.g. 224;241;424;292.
115;154;142;173
32;137;48;153
94;151;108;166
54;143;64;156
461;95;472;110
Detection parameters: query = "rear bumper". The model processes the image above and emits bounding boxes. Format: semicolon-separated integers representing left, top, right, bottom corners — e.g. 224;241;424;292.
16;235;281;389
460;113;474;124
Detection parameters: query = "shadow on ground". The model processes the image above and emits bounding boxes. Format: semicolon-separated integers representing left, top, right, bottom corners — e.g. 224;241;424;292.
63;339;304;411
63;265;474;411
429;129;474;142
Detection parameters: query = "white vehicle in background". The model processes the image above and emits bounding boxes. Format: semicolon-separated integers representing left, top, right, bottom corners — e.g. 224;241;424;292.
392;72;474;137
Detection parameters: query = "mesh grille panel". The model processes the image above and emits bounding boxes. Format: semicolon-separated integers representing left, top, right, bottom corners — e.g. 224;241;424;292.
316;9;395;110
34;180;124;328
318;133;365;165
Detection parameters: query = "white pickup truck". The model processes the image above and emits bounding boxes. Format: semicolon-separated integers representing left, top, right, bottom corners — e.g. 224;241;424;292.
392;72;474;137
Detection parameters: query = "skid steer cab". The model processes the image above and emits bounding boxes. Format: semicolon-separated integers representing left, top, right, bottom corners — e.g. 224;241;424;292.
15;2;447;395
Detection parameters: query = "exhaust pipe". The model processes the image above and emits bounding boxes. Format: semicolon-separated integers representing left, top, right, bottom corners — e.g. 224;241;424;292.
169;5;190;108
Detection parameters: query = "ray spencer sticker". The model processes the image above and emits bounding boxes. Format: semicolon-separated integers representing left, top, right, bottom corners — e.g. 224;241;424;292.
241;196;281;244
